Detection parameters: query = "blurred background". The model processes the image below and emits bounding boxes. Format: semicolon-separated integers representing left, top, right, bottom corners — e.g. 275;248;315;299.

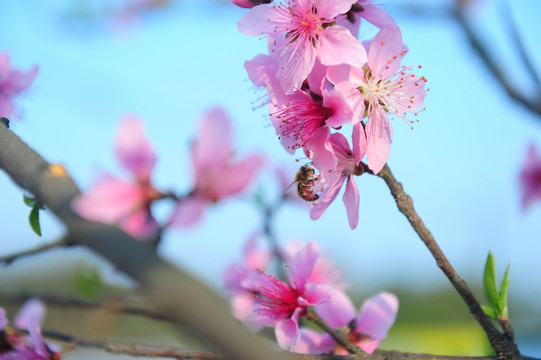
0;0;540;358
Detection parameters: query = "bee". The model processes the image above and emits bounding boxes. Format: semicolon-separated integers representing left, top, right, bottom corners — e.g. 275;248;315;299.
286;164;320;202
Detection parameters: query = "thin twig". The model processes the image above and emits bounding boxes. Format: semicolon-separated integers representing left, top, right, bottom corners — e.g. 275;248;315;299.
452;4;541;118
306;309;363;355
500;2;541;89
42;329;221;359
374;164;520;360
0;237;67;265
0;293;177;325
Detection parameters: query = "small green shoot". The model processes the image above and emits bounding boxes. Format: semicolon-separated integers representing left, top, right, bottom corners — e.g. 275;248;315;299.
482;251;511;320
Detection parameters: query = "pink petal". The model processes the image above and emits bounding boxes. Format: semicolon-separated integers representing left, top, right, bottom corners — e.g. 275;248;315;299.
14;299;46;330
211;154;264;199
277;36;316;94
193;107;233;173
316;26;367;68
237;3;292;36
315;0;358;19
352;121;367;164
365;109;392;174
343;175;360;229
310;175;345;220
275;308;302;350
120;208;159;239
115;114;156;181
1;66;39;97
355;292;399;353
232;0;255;8
244;54;279;90
291;328;335;354
359;4;396;29
230;292;256;321
322;88;353;128
0;97;15;119
243;234;273;271
223;263;248;292
301;284;334;306
368;25;403;78
0;53;11;79
304;127;335;176
72;174;144;223
289;242;321;292
26;320;48;358
169;196;206;228
316;290;356;328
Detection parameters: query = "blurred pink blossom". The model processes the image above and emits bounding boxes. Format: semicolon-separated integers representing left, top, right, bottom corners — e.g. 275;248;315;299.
292;291;398;354
519;144;541;209
223;235;273;320
238;0;366;95
171;108;264;227
328;25;427;173
0;299;61;360
72;115;161;239
0;53;38;119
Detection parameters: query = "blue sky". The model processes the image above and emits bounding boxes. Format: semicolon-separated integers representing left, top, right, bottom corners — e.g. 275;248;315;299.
1;0;540;352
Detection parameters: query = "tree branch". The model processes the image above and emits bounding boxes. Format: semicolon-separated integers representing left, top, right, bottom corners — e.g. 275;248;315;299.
375;164;520;360
0;123;292;360
40;328;540;360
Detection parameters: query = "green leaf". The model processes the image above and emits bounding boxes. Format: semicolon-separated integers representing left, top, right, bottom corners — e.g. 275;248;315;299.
483;252;501;314
29;205;42;237
482;305;498;319
23;194;36;208
499;264;511;318
73;266;104;300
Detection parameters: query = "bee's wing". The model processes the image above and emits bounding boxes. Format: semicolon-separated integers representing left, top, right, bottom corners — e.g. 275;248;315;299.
283;180;297;195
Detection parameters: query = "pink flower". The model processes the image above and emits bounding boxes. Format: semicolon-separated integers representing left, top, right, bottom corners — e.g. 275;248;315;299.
72;115;161;239
171;108;264;227
328;25;427;173
0;53;39;119
0;299;61;360
238;0;367;95
223;235;273;320
519;144;541;209
245;54;351;171
292;291;398;355
242;242;338;350
305;129;365;229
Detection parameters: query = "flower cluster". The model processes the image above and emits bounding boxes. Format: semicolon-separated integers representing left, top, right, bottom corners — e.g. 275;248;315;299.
0;300;60;360
223;239;398;353
73;107;262;239
237;0;428;228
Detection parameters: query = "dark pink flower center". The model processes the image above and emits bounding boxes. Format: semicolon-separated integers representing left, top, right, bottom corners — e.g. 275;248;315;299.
282;2;325;44
254;272;305;320
274;94;333;150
